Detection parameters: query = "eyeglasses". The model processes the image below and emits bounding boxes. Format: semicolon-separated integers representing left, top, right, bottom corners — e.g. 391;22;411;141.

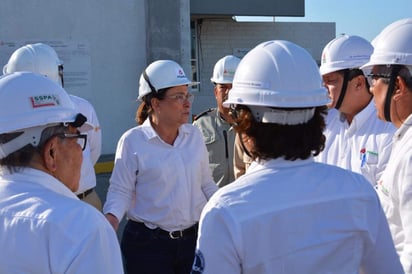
163;93;194;104
366;73;391;86
55;133;88;151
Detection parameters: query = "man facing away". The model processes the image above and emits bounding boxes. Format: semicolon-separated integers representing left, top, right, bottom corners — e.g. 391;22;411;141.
0;72;123;273
192;40;402;274
3;43;103;210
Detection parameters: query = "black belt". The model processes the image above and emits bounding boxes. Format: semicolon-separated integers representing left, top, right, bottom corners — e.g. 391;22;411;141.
77;188;94;200
130;220;198;239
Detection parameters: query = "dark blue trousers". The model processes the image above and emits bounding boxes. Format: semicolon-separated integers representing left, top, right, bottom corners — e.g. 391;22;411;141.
121;220;197;274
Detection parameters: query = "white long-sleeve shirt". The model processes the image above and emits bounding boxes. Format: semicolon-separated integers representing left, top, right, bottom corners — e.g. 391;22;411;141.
193;157;403;274
70;95;102;194
103;119;218;231
0;168;123;273
315;102;396;186
377;114;412;274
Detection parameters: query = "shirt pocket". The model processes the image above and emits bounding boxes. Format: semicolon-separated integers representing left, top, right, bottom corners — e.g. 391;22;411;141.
203;134;216;145
360;150;379;167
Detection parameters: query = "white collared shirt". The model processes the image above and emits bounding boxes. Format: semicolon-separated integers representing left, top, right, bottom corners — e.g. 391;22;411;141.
103;119;218;231
377;113;412;274
70;95;102;194
193;157;402;274
316;102;396;186
0;168;123;273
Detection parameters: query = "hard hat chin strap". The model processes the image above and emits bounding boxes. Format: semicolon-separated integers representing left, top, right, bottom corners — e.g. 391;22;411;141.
58;65;64;87
384;65;402;122
335;70;349;110
69;113;87;128
143;70;157;94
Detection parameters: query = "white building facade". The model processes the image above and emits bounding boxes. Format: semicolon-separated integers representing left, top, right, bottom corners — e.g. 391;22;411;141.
0;0;334;155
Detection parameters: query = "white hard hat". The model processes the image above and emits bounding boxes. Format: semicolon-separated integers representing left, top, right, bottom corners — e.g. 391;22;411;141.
362;18;412;69
224;40;330;109
3;43;63;86
319;35;373;76
0;72;86;159
210;55;241;84
138;60;198;100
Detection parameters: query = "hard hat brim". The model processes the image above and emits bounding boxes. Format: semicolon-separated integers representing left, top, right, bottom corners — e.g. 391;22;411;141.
210;78;233;84
138;81;199;101
223;87;331;108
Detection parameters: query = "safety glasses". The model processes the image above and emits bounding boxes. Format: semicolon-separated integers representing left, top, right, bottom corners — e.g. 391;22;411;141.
54;133;88;151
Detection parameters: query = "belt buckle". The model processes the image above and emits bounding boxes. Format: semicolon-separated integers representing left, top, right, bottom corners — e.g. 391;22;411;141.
169;230;183;239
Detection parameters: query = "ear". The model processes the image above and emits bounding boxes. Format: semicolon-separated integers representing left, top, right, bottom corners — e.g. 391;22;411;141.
213;85;219;97
393;76;408;100
42;137;58;172
397;75;408;93
151;97;161;111
354;75;364;89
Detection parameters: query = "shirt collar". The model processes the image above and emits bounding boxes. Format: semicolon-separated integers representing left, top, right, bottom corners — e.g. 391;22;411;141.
216;109;227;122
247;156;315;173
0;167;78;199
394;113;412;140
140;118;190;141
340;100;375;129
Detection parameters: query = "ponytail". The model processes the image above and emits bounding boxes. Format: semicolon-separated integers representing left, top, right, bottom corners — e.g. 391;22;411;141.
136;102;149;125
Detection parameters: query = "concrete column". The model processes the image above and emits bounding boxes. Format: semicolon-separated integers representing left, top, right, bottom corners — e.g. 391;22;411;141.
146;0;191;77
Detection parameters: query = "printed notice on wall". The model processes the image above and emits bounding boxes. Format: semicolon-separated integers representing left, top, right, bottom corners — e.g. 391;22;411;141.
0;40;92;99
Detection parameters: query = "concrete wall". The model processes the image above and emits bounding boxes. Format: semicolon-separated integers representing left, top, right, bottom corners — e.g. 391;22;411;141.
191;19;335;116
0;0;192;155
0;0;147;155
0;2;334;156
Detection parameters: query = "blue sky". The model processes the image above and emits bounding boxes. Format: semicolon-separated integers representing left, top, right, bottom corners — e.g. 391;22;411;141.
273;0;412;42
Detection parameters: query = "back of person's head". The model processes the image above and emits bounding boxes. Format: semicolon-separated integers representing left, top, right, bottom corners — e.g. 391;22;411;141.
136;60;197;124
3;43;63;87
0;72;87;170
210;55;241;85
362;18;412;121
223;40;330;161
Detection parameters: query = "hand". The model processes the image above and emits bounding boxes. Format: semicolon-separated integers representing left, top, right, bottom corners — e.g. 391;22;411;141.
105;213;119;231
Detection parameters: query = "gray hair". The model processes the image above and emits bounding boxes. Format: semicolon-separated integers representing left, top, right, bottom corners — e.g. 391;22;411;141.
0;124;67;172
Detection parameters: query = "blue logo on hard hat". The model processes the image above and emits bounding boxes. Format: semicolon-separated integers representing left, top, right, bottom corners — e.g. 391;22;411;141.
177;68;186;78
